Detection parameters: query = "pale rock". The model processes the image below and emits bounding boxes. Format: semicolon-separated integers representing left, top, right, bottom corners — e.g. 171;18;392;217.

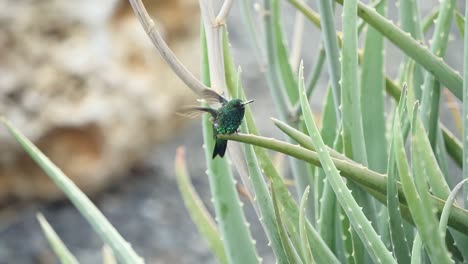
0;0;199;202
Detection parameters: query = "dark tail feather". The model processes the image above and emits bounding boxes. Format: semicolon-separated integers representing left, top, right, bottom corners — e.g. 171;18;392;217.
212;139;228;159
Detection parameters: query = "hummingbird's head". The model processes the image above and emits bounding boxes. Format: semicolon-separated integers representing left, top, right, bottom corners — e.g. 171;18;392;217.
229;99;254;109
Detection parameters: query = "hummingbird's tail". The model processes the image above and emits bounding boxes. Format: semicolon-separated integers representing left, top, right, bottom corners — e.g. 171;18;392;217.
212;139;228;159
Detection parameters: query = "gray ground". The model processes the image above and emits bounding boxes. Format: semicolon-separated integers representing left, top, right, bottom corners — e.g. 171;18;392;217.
0;1;464;263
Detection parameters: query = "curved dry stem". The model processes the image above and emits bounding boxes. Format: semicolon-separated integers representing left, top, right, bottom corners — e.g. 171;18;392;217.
128;0;208;95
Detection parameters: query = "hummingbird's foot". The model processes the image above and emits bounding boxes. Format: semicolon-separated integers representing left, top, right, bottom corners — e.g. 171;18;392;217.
213;18;226;28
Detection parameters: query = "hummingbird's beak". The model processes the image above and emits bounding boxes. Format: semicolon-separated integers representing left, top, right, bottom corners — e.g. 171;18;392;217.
242;100;254;106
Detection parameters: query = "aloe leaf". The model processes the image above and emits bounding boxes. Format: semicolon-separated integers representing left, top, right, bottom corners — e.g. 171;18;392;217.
306;47;326;100
274;172;340;264
341;0;368;165
411;119;450;199
315;0;342;118
342;1;376;261
411;234;422;264
384;78;463;168
0;118;143;264
318;178;337;251
334;0;463;100
412;119;450;199
273;118;348;162
464;0;468;210
275;180;340;264
361;0;387;173
263;0;310;199
271;0;298;104
386;91;411;263
398;0;424;100
455;10;465;38
435;131;452;186
419;0;455;146
250;65;340;264
439;179;468;236
297;62;395;263
200;27;260;264
287;0;463;169
239;0;266;63
37;213;79;264
261;0;289;115
240;75;307;257
174;148;228;264
439;178;468;262
223;34;290;263
242;133;289;262
287;0;321;28
393;111;452;264
222;26;311;264
222;21;333;264
317;88;340;252
422;8;440;34
218;132;468;235
299;187;314;264
271;186;304;264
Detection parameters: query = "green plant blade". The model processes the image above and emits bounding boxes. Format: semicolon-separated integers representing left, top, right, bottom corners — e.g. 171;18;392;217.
174;147;228;264
283;2;463;166
419;0;455;146
412;118;450;199
422;8;440;34
386;91;411;264
243;134;289;262
200;27;260;264
271;186;303;264
341;0;368;166
464;0;468;210
306;47;326;100
217;132;468;235
398;0;424;100
439;179;468;236
274;174;340;264
341;2;376;261
262;0;311;199
317;88;340;254
249;65;340;263
334;0;462;100
271;0;298;104
261;0;289;116
298;62;395;263
316;0;342;117
273;118;349;162
439;178;468;262
361;0;387;173
456;10;465;38
239;0;266;63
299;187;314;264
411;234;422;264
37;213;79;264
0;118;143;264
384;78;463;168
393;111;452;264
222;27;300;263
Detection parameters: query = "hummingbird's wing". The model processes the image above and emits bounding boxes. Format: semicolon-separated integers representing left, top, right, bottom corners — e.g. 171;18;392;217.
177;106;217;119
200;88;228;104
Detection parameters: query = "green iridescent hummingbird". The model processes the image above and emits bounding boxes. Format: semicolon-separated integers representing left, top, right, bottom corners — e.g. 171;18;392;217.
179;89;254;159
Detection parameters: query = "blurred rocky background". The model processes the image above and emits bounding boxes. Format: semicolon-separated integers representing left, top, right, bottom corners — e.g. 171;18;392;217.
0;0;199;203
0;0;463;263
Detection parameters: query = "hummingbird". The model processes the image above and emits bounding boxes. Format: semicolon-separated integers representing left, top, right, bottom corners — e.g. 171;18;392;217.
179;89;254;159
